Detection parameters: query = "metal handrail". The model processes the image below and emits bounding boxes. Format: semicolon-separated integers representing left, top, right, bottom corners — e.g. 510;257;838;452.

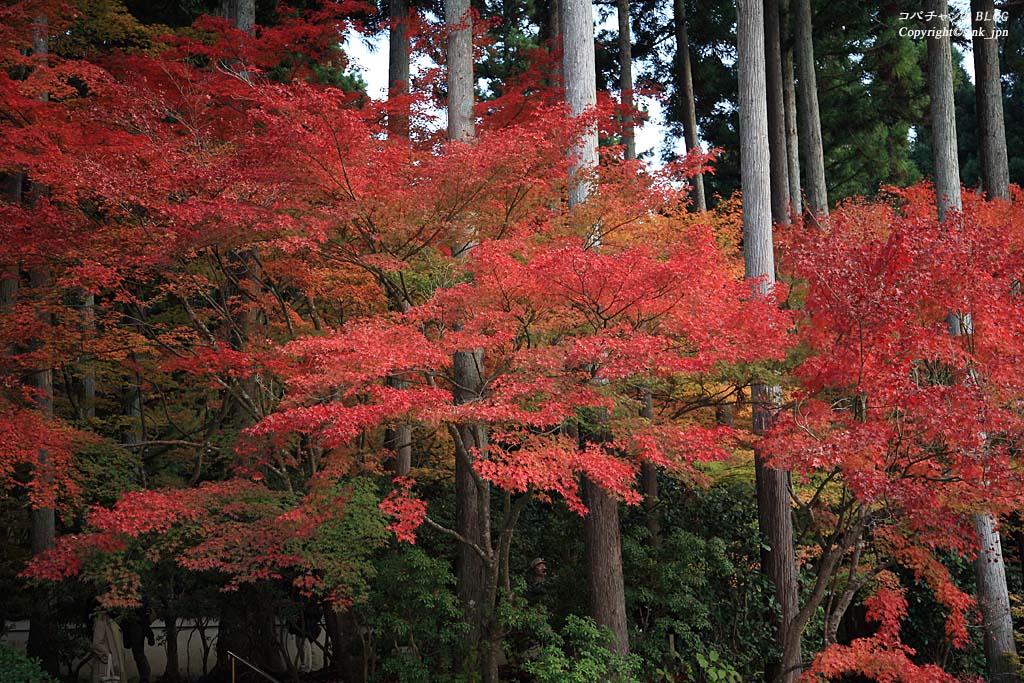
227;650;283;683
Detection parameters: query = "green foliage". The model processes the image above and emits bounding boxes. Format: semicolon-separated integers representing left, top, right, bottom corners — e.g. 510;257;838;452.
71;441;140;514
523;615;642;683
899;556;986;679
694;648;742;683
817;3;928;199
640;0;940;204
0;644;56;683
623;480;774;682
356;545;465;682
311;60;368;93
298;477;390;601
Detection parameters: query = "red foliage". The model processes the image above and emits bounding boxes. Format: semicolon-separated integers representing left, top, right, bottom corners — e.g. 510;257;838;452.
379;476;427;544
6;3;1017;675
24;478;381;605
773;188;1024;675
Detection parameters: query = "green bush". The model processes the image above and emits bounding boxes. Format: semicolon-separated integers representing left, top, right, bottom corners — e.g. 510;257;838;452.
523;615;642;683
356;545;465;682
0;643;55;683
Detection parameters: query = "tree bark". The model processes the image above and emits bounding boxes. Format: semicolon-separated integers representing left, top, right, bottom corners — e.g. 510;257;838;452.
444;4;488;672
540;0;562;45
26;267;56;675
794;0;828;219
972;0;1011;200
640;391;660;546
446;0;474;142
324;607;356;680
453;349;489;673
673;0;707;211
738;1;800;680
563;0;598;210
125;368;148;485
76;292;96;421
765;0;791;224
929;8;1017;677
0;174;17;313
388;0;411;138
222;0;255;33
385;425;412;476
755;436;800;683
926;0;961;222
967;7;1017;675
974;515;1021;683
583;475;630;654
970;8;1017;673
781;0;802;216
617;0;635;160
162;611;180;681
26;17;57;674
384;377;412;476
738;3;774;292
564;0;629;655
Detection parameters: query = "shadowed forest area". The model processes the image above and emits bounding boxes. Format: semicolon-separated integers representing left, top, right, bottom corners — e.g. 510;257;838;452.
3;1;1024;682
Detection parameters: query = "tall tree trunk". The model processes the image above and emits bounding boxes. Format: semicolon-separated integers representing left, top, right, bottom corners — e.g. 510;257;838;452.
216;0;262;435
781;0;801;215
162;610;180;681
755;446;799;683
0;175;18;313
125;374;146;486
737;1;800;681
975;515;1021;683
930;7;1017;679
673;0;707;211
794;0;828;219
564;0;598;211
222;0;255;33
967;5;1018;679
384;376;412;477
219;0;262;434
453;350;490;676
583;475;630;654
385;0;413;478
564;0;630;655
445;4;489;674
539;0;562;45
640;391;660;546
26;266;56;676
384;424;412;476
323;608;355;680
76;292;96;421
972;0;1011;200
617;0;635;160
388;0;411;138
538;0;563;86
765;0;791;224
447;0;474;143
26;17;57;674
926;0;961;222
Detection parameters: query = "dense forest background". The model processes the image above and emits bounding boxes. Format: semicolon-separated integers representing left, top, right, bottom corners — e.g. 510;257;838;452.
3;0;1024;682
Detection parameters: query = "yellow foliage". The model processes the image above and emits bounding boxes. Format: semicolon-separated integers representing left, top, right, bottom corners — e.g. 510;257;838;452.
52;0;162;58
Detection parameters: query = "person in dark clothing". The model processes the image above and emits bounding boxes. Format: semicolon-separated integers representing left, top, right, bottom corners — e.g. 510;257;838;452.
119;600;155;683
525;557;547;602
